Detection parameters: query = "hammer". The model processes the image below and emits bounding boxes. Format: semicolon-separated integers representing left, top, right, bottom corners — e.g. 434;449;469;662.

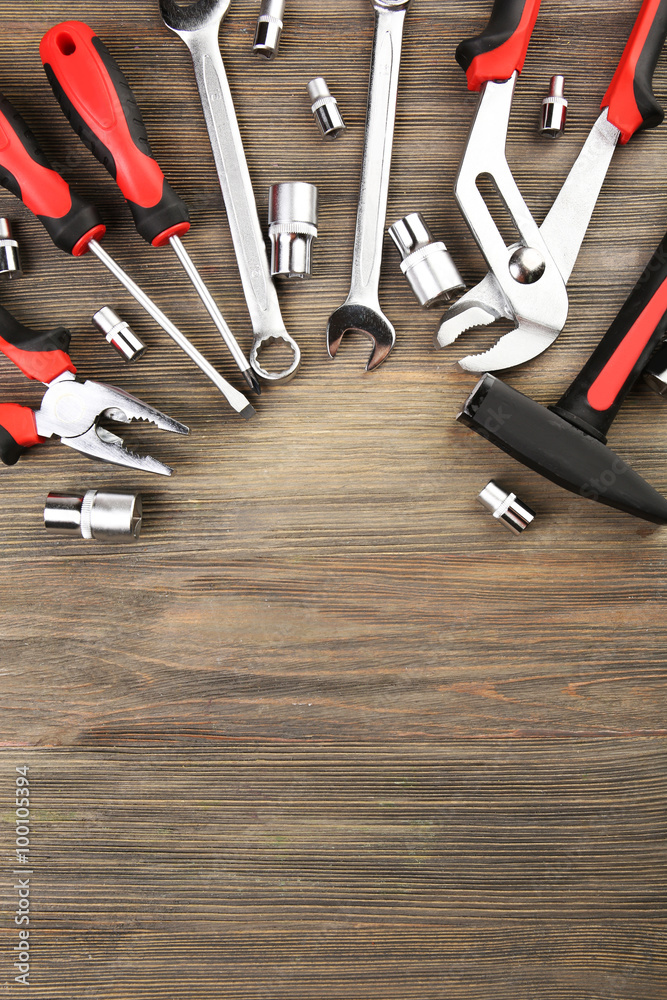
458;231;667;524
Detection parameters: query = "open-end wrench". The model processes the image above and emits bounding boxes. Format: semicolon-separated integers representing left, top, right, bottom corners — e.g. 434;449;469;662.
437;0;667;374
159;0;300;384
326;0;412;372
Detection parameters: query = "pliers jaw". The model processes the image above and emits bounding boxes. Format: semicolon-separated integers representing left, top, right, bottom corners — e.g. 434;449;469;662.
34;373;189;476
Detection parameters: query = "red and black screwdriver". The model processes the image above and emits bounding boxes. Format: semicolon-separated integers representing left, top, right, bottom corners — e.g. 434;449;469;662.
41;20;261;396
0;93;254;418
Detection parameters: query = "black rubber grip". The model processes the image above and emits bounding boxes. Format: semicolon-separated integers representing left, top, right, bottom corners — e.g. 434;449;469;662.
0;424;27;466
632;0;667;132
553;231;667;441
457;0;529;72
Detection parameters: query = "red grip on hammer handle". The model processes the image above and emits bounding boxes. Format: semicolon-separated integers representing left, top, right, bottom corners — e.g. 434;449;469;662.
456;0;542;91
0;93;105;256
41;21;190;248
0;404;42;466
602;0;667;144
554;230;667;440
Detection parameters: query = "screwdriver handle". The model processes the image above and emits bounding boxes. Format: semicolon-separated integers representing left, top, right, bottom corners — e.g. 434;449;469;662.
0;94;105;255
456;0;542;91
0;404;42;466
41;21;191;247
552;230;667;441
0;305;76;383
602;0;667;144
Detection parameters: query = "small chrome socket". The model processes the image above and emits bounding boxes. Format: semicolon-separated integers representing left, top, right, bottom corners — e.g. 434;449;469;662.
540;75;568;138
253;0;285;59
388;213;465;308
93;306;147;363
0;219;22;280
643;343;667;396
269;182;318;278
45;490;143;542
308;78;346;140
478;481;535;536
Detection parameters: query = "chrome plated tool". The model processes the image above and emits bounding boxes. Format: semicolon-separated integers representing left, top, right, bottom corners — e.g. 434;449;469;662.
326;0;412;371
159;0;301;384
0;92;254;418
0;306;187;476
41;20;261;397
45;490;144;541
437;0;667;374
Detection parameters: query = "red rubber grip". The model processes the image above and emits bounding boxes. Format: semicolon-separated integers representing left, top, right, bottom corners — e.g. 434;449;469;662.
0;333;75;383
459;0;542;91
602;0;667;144
0;405;42;447
0;108;73;221
587;275;667;411
41;22;166;209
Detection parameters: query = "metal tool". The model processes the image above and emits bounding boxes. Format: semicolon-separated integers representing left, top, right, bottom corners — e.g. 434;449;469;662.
93;307;147;363
0;219;22;279
458;227;667;525
45;490;143;541
327;0;412;371
253;0;286;59
478;482;535;535
388;213;465;308
159;0;301;384
644;343;667;394
0;306;187;476
436;0;667;374
0;92;254;418
41;21;261;397
269;183;318;278
540;75;568;137
308;78;346;140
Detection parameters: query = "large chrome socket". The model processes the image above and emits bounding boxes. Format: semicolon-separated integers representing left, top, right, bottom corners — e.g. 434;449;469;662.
45;491;143;542
388;213;465;308
268;182;318;278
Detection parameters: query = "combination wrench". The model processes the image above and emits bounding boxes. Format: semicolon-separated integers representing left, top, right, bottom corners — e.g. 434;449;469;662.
159;0;301;384
327;0;412;371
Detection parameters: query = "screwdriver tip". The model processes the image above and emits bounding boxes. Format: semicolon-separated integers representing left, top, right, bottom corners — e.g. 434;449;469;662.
243;369;262;395
240;403;257;420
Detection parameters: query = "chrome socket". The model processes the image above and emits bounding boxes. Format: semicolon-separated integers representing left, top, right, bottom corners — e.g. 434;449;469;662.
540;75;568;138
478;481;535;536
268;182;318;278
253;0;285;59
308;78;346;140
388;213;465;308
0;218;22;280
45;491;143;542
643;343;667;396
93;306;147;363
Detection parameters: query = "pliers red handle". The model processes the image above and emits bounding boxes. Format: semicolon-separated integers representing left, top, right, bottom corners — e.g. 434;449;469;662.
0;306;188;475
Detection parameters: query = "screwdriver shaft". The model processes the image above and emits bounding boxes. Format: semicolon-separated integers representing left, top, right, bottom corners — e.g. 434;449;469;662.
87;240;255;418
169;235;260;394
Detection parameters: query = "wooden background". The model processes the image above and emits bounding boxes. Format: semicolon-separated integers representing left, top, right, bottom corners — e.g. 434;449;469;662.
1;1;666;997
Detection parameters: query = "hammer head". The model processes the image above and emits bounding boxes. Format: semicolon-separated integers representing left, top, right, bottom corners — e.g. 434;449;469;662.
458;374;667;525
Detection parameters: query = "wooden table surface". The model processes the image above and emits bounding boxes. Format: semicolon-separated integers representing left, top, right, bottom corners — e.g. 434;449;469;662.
1;1;666;997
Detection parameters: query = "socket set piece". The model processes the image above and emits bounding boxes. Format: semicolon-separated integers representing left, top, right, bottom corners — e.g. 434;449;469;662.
388;213;465;308
269;183;318;278
643;342;667;395
478;482;535;536
253;0;285;59
0;218;22;280
308;78;346;140
93;307;147;363
45;490;143;542
540;75;568;137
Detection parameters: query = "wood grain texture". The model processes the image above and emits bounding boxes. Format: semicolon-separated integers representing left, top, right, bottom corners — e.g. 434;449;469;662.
1;743;666;999
0;3;666;995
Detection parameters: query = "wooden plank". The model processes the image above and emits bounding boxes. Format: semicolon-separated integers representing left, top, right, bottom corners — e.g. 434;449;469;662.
1;742;666;999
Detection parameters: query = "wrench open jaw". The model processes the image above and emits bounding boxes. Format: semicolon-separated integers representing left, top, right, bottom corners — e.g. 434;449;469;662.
327;303;396;372
437;0;667;374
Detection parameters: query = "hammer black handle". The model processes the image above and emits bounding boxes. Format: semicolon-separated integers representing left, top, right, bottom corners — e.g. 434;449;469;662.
553;231;667;441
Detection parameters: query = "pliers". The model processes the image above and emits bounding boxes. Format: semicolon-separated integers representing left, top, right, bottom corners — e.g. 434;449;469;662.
436;0;667;373
0;306;188;475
